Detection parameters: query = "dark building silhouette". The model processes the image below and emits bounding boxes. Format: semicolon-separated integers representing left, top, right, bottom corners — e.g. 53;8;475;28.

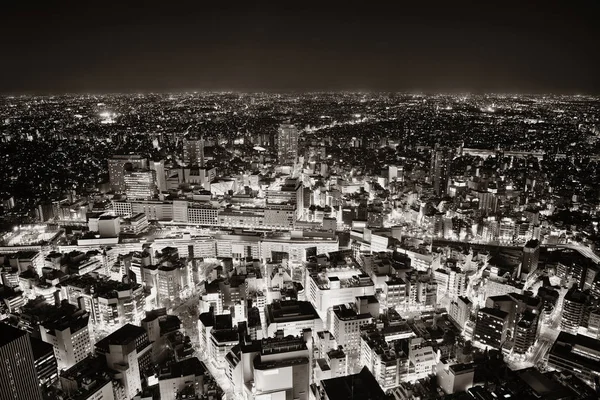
0;324;43;400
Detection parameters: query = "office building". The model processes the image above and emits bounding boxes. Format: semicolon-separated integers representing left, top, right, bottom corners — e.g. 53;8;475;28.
31;337;58;391
331;304;372;354
39;311;92;371
430;145;453;197
513;309;540;355
307;265;375;324
124;169;157;199
521;239;540;278
183;136;205;167
473;307;509;350
448;296;472;329
561;287;589;334
0;324;43;400
436;361;475;394
277;123;299;165
150;160;167;192
108;155;148;193
60;355;114;400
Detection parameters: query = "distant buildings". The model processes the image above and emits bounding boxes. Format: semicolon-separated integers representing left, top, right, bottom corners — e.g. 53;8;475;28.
430;145;454;197
183;136;206;167
277;123;299;165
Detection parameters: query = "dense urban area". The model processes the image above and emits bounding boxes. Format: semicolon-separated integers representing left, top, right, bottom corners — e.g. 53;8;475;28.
1;92;600;400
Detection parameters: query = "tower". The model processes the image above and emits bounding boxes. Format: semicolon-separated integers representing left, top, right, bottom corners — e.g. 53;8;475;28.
277;124;299;165
0;324;43;400
183;136;205;167
430;145;453;197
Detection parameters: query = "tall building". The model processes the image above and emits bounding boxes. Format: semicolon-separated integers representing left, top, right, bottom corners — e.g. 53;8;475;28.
0;324;43;400
430;145;453;197
561;287;589;334
473;307;509;350
183;136;205;167
95;324;152;400
332;304;373;353
521;239;540;278
277;123;299;165
513;309;540;355
60;356;115;400
108;155;148;192
448;296;472;329
124;169;157;199
150;160;167;192
30;337;58;392
39;311;92;371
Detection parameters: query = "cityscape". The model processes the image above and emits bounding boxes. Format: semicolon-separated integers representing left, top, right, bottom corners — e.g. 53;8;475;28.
1;3;600;400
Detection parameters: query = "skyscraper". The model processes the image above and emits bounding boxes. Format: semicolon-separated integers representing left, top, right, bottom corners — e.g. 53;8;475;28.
124;169;157;199
0;324;43;400
108;155;148;192
183;136;205;167
277;123;299;165
430;145;453;196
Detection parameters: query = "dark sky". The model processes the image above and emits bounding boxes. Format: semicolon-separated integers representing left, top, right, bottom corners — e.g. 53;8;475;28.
1;1;599;94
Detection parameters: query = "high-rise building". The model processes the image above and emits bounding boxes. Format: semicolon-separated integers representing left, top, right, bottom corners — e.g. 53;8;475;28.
266;300;323;337
520;239;540;278
449;296;472;329
332;304;373;353
39;311;92;371
561;287;589;334
108;155;148;192
277;123;299;165
183;136;205;167
150;160;167;192
0;323;43;400
473;307;509;350
124;169;157;199
430;145;453;197
95;324;151;400
30;337;58;392
513;309;540;355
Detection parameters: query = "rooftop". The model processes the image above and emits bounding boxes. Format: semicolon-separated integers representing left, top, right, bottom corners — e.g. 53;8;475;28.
321;366;387;400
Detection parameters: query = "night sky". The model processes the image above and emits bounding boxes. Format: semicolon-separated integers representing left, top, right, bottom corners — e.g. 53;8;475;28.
1;1;599;94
